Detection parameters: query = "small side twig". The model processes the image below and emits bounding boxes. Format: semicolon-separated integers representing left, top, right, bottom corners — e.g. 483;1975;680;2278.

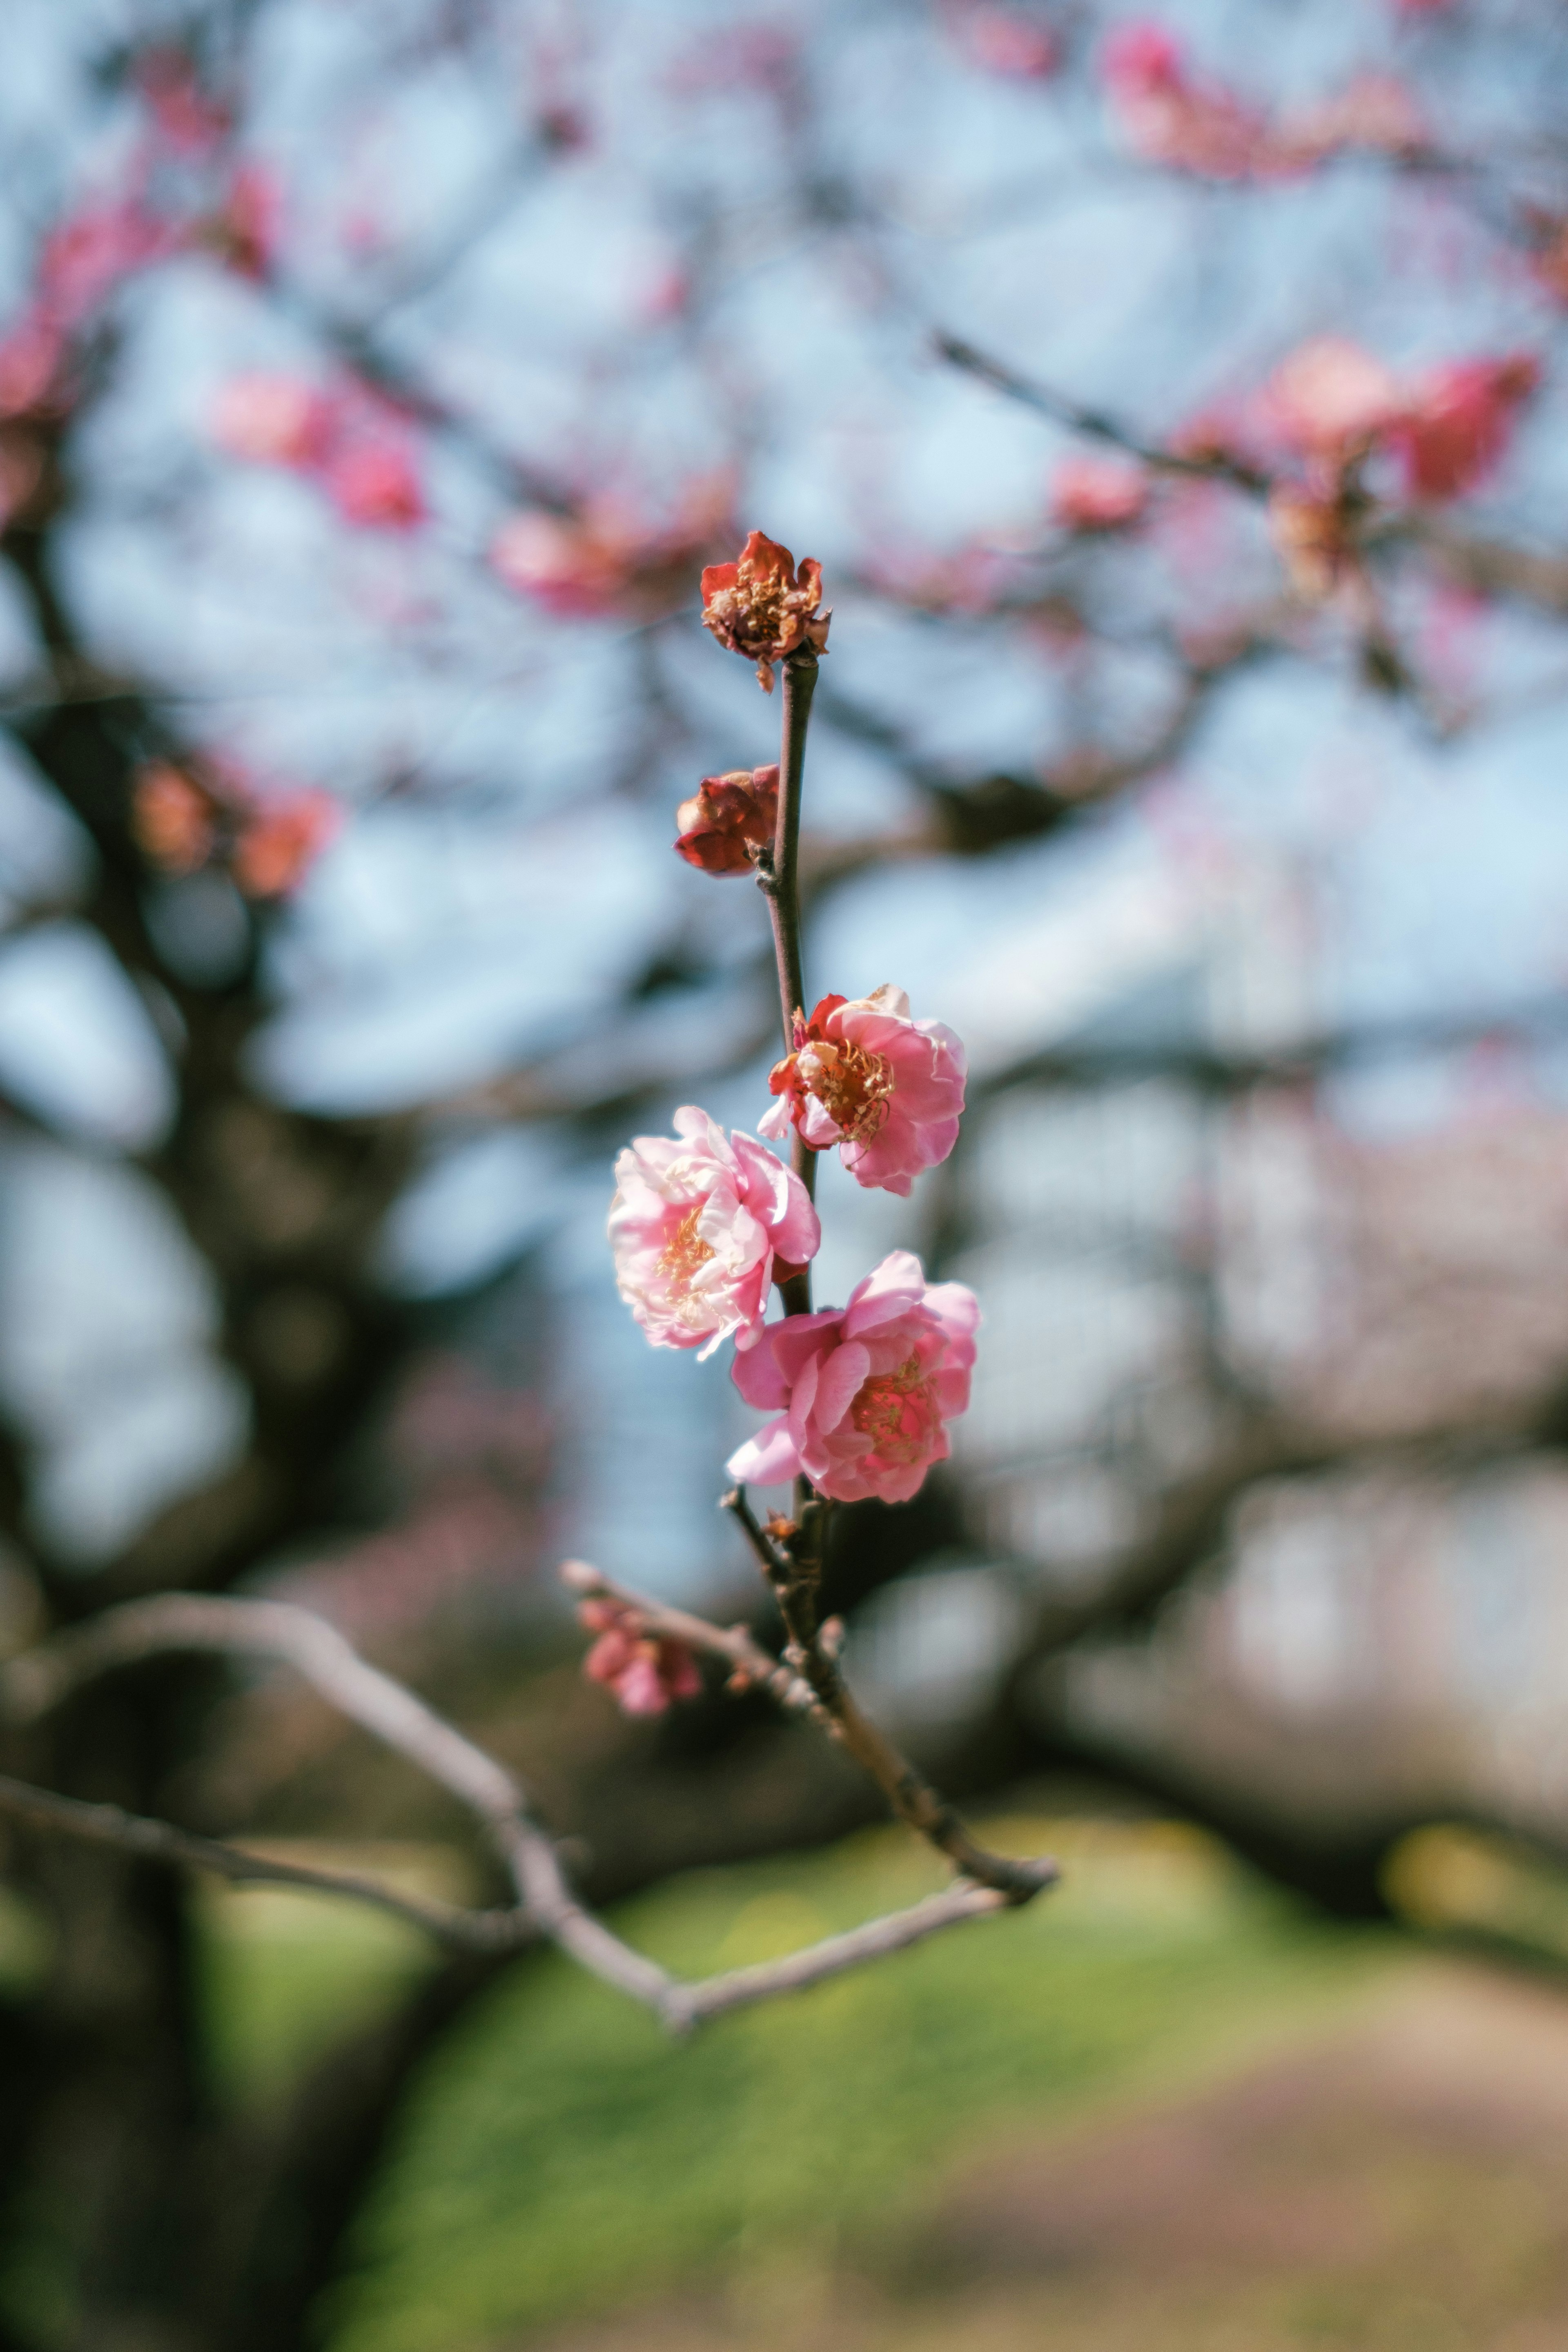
934;330;1272;497
0;1771;532;1954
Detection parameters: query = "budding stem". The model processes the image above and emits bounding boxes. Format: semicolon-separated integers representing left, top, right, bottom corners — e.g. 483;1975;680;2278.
763;642;820;1279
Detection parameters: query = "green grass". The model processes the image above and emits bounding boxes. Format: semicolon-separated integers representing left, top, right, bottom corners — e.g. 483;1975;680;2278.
270;1812;1397;2352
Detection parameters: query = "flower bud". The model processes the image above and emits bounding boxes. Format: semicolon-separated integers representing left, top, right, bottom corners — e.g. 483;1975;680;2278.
674;764;779;875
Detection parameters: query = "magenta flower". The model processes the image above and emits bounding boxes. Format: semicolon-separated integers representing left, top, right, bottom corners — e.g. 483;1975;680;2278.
727;1250;980;1504
760;987;967;1198
609;1107;820;1359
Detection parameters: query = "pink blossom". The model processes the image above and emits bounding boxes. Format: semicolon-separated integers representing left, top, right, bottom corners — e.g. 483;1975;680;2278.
1102;24;1267;179
579;1599;702;1716
490;511;637;617
207;163;281;281
38;200;167;328
1385;354;1539;502
951;6;1059;78
212;374;334;468
231;790;340;898
136;49;232;155
727;1251;980;1504
609;1108;821;1358
322;437;425;529
760;987;967;1198
0;309;65;420
1264;337;1403;461
1050;453;1149;531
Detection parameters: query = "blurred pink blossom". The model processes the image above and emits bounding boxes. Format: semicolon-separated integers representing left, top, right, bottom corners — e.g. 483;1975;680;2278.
761;987;967;1198
490;511;638;616
728;1250;980;1504
38;199;169;327
950;6;1059;78
609;1107;821;1358
1050;452;1150;530
1386;353;1539;500
0;309;66;419
205;163;281;281
1102;24;1266;178
1265;336;1404;460
231;790;340;898
579;1599;702;1716
211;373;334;467
321;437;425;529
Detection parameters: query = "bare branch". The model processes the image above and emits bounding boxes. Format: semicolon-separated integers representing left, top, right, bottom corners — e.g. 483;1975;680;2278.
933;330;1272;495
1;1590;1054;2031
0;1772;533;1954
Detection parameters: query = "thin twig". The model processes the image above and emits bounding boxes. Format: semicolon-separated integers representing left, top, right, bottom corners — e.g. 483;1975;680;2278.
681;1878;1027;2022
934;330;1272;497
762;643;822;1248
0;1772;533;1954
560;1557;817;1715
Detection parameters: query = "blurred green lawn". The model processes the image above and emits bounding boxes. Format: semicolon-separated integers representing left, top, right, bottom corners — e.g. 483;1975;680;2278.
195;1810;1397;2352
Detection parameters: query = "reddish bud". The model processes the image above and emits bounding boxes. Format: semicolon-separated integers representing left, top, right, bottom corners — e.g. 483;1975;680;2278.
132;763;217;875
674;764;780;876
231;790;339;898
700;529;830;691
1385;354;1539;502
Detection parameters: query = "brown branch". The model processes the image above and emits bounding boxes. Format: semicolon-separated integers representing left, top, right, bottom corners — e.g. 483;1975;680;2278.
0;1772;532;1955
759;642;823;1271
1;1591;1052;2030
560;1556;817;1715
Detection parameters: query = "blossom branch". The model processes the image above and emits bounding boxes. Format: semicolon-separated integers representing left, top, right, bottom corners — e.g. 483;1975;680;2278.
1;1592;1047;2029
560;1555;818;1715
762;644;822;1248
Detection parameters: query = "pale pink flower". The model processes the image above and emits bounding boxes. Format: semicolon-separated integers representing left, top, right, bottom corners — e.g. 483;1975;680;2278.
1264;337;1403;460
1050;453;1149;531
609;1108;821;1358
952;6;1059;78
578;1598;702;1717
1102;24;1267;180
490;511;635;617
323;437;425;528
761;987;967;1198
0;308;65;419
38;200;169;327
727;1250;980;1505
212;373;334;468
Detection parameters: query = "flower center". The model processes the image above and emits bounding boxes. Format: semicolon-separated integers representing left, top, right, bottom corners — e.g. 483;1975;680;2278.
849;1353;936;1462
657;1203;715;1298
799;1038;894;1143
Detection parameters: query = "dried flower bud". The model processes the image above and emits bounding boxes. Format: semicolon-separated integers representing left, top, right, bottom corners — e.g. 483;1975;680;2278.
674;764;780;875
700;529;830;691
